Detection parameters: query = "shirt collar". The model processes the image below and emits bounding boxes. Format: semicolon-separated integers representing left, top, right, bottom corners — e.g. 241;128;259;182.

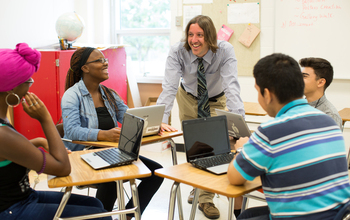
189;48;214;65
308;95;326;107
276;99;308;117
78;79;107;100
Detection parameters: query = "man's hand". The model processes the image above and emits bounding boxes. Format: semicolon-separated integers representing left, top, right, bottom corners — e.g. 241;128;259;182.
158;123;178;135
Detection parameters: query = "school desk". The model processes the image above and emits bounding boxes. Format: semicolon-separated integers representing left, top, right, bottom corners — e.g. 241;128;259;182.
47;149;151;220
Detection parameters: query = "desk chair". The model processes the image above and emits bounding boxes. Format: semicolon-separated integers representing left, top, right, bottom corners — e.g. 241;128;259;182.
334;200;350;220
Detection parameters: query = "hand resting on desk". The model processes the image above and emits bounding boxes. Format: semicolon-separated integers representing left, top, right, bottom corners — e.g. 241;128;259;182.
97;127;121;142
159;123;178;135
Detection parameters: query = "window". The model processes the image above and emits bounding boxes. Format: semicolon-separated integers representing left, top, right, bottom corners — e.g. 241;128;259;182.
113;0;171;80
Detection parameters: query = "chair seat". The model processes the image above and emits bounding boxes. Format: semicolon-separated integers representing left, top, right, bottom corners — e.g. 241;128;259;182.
334;200;350;220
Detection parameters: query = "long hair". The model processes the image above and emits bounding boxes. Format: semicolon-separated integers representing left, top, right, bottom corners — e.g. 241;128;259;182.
183;15;218;53
65;47;121;113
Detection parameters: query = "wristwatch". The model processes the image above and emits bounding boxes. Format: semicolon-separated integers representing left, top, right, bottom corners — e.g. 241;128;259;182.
236;147;243;154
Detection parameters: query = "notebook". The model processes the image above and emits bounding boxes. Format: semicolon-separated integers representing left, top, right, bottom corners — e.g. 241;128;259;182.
81;113;144;170
126;104;165;137
182;115;235;175
215;109;251;139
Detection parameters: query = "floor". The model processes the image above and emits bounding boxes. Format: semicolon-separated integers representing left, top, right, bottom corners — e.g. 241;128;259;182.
30;142;267;220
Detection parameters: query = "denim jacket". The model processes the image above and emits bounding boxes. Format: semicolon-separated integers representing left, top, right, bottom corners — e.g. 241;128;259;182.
61;79;128;151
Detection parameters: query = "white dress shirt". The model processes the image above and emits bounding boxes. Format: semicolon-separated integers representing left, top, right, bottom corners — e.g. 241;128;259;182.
157;40;245;123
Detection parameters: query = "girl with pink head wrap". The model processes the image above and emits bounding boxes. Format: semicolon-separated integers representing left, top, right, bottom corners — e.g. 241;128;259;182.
0;43;111;219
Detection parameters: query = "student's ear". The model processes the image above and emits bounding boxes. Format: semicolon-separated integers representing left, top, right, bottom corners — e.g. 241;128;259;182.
263;88;272;104
317;78;326;88
81;65;89;73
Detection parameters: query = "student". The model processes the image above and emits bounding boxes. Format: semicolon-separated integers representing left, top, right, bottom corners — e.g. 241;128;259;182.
156;15;245;219
299;57;342;128
0;43;110;219
228;53;350;220
61;47;164;220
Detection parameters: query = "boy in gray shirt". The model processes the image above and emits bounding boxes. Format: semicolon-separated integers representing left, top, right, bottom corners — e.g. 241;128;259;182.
300;57;342;128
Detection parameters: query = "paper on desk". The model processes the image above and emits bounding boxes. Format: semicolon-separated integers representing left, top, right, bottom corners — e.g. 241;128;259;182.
238;24;260;48
227;3;260;24
183;5;202;31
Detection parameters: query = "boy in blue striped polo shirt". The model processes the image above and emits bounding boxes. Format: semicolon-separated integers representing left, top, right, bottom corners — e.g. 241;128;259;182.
228;53;350;220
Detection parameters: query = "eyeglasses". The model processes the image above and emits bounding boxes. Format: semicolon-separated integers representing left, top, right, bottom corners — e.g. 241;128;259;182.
85;58;109;64
25;78;34;87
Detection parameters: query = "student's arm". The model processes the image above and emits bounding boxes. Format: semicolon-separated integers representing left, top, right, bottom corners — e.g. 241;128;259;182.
30;137;49;151
228;161;247;185
227;137;250;185
0;93;70;177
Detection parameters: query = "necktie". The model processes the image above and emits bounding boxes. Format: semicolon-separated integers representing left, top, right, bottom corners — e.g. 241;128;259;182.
197;58;210;118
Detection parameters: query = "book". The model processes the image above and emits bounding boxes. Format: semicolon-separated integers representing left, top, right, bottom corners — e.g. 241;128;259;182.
217;25;234;41
238;24;261;48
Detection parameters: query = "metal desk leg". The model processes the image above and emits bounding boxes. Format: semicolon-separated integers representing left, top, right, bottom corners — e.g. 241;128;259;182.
168;182;180;220
189;188;199;220
169;139;184;220
117;180;126;220
241;196;248;212
169;139;178;165
228;197;234;220
53;186;72;220
130;179;141;220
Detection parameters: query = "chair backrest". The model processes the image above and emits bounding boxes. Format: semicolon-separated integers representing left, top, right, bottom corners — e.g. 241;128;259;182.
334;200;350;220
56;123;64;138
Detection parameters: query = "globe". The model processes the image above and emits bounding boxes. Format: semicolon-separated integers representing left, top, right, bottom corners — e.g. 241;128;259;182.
56;12;85;42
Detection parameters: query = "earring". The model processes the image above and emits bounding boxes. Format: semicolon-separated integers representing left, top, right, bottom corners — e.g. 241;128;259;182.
5;92;20;107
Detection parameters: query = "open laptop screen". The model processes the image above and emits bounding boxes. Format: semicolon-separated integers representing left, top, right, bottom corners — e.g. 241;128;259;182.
118;113;144;158
182;115;231;162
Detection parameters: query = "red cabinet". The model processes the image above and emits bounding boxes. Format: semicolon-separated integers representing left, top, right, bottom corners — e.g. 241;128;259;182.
13;47;127;140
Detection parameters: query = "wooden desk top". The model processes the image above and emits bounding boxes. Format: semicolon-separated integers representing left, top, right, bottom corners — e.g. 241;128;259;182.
72;131;183;148
155;163;261;198
339;108;350;123
47;149;151;188
244;102;267;116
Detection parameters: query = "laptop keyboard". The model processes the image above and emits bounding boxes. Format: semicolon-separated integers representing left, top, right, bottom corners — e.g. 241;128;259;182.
193;153;234;169
94;148;131;165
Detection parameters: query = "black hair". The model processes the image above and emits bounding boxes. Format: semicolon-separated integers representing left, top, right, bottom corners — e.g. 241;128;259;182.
299;57;333;91
65;47;121;113
253;53;304;104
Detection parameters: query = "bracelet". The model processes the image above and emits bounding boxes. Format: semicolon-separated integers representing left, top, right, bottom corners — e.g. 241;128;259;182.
37;148;47;174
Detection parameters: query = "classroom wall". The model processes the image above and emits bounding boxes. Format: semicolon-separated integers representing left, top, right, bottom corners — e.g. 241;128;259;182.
0;0;74;48
1;0;349;148
169;0;350;147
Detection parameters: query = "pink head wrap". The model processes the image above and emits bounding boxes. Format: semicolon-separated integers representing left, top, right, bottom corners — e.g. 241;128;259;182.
0;43;41;92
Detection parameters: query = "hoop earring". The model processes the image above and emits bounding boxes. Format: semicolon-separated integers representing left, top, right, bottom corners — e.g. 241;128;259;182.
5;92;20;107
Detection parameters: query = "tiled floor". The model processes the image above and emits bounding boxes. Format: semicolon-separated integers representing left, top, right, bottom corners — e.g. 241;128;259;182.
31;142;266;220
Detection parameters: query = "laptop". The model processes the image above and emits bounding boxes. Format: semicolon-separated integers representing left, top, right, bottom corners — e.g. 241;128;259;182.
182;115;235;175
126;104;165;137
215;109;251;139
81;113;144;170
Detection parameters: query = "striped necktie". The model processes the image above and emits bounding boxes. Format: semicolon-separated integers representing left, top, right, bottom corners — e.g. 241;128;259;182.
197;58;210;118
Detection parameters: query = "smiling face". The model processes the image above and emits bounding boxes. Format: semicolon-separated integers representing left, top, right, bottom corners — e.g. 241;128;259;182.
187;23;209;58
83;49;109;82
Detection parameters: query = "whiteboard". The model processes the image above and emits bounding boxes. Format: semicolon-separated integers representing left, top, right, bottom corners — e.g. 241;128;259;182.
274;0;350;79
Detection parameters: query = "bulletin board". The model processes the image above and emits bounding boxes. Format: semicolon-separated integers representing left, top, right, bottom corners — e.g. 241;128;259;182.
275;0;350;79
183;0;261;76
